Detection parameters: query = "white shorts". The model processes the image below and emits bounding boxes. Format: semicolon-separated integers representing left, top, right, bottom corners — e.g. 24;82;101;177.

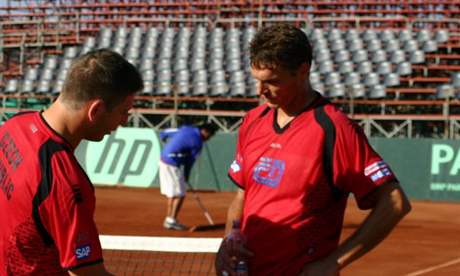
159;160;186;198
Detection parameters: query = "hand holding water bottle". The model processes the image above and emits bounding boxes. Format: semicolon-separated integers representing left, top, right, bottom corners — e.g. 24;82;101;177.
215;220;253;276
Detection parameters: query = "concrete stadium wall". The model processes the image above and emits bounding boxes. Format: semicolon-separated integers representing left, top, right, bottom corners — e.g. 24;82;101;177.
75;127;460;202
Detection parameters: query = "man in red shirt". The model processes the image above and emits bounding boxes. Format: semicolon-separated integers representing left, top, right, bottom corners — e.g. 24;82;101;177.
0;49;143;275
215;24;411;275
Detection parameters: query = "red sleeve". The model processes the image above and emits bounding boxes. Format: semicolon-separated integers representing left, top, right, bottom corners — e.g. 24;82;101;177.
40;151;103;270
228;115;248;189
333;116;398;207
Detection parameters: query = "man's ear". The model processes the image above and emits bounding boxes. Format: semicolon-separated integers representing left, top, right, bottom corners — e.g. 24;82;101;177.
87;99;105;122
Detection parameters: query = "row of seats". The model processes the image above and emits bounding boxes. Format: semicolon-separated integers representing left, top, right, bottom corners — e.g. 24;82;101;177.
2;1;459;21
0;26;452;99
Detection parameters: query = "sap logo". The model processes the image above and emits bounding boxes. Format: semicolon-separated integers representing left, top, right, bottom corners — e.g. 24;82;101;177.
431;144;460;175
75;245;91;260
253;157;285;188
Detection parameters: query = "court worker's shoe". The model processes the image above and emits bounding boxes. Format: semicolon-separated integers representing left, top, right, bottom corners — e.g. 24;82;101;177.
163;217;188;231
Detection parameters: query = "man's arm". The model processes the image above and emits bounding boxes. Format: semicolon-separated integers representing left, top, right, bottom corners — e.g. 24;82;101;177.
224;188;245;234
301;181;411;276
68;263;113;276
215;188;252;275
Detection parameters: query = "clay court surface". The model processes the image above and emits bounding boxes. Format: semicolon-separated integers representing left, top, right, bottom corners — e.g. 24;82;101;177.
95;186;460;275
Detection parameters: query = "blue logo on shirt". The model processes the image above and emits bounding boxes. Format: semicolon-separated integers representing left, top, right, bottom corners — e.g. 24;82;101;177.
253;157;285;188
75;244;91;260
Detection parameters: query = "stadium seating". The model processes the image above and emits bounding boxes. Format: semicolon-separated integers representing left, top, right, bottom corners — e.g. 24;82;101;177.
0;26;453;100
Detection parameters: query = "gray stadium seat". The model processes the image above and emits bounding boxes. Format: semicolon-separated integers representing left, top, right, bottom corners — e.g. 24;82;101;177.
348;39;363;52
403;40;419;52
436;84;455;99
142;81;154;95
377;62;392;75
422;40;438;52
4;79;18;94
358;61;373;74
328;83;345;98
330;39;346;52
52;80;64;95
174;70;189;84
368;84;386;99
142;69;155;82
364;73;380;86
24;67;38;80
37;80;50;94
156;82;172;96
338;61;354;74
208;59;223;72
349;83;366;98
22;79;34;93
319;60;334;74
309;72;321;85
352;49;368;64
210;70;226;84
416;30;431;43
385;40;400;53
173;59;188;72
344;72;361;85
327;29;342;42
64;47;78;59
362;29;378;42
398;29;413;42
367;39;382;52
192;82;208;96
410;50;425;64
193;70;208;83
384;73;400;87
325;72;340;86
451;72;460;88
210;82;228;97
314;48;331;63
175;83;190;96
230;82;246;97
334;50;350;63
391;50;406;64
397;62;412;76
372;50;387;63
434;30;449;43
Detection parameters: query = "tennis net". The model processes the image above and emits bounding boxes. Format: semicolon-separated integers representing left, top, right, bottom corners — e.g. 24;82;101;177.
100;235;222;275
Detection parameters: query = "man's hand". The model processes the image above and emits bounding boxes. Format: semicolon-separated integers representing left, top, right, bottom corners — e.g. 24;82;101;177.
299;256;339;276
215;237;253;276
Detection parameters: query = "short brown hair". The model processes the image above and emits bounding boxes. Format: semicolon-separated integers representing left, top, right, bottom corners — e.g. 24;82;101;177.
60;49;143;110
250;24;312;72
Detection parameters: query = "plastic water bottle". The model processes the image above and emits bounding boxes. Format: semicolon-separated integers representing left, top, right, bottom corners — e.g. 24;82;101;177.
235;260;248;275
229;220;248;276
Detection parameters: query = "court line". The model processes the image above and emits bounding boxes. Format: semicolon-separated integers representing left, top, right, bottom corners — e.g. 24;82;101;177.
405;257;460;276
100;234;223;253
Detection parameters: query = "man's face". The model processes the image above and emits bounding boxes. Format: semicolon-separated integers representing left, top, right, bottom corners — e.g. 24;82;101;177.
250;64;307;109
86;94;135;141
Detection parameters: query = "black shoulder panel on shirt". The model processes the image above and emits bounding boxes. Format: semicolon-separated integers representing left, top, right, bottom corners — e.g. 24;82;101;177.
313;104;343;200
9;111;36;119
258;106;271;118
32;138;68;246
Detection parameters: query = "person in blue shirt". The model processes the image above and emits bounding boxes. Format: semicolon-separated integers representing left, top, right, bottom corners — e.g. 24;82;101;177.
159;123;218;230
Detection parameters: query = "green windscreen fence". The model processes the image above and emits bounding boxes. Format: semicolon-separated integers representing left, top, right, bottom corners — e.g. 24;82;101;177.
75;128;460;202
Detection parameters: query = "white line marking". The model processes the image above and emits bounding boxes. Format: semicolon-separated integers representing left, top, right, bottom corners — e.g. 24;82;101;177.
405;257;460;276
99;235;222;253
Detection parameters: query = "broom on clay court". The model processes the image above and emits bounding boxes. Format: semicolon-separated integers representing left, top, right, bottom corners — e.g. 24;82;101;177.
186;181;225;232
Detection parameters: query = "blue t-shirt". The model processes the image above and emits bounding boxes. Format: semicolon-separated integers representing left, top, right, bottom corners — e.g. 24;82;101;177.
160;126;203;179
